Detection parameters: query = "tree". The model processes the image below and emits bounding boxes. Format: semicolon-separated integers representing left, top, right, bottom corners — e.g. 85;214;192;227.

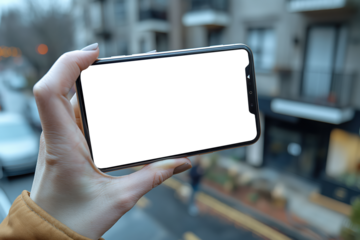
0;0;74;84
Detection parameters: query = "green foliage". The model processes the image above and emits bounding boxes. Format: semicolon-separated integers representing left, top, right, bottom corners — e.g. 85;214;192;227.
247;192;259;203
350;198;360;227
341;198;360;240
204;153;236;189
205;165;232;186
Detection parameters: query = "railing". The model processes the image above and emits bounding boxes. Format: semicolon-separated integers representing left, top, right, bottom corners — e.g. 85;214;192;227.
139;9;167;21
95;30;112;40
288;0;348;12
275;70;356;107
189;0;229;12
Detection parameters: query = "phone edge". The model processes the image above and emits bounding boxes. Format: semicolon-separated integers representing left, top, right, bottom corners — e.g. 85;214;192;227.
77;43;262;172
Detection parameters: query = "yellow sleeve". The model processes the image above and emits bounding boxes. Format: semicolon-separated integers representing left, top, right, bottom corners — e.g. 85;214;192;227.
0;190;104;240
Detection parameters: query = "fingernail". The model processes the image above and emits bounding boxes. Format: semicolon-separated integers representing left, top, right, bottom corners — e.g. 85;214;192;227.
81;43;98;51
173;162;192;175
147;50;157;53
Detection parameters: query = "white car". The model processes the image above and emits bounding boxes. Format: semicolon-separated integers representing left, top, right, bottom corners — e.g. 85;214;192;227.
0;112;38;176
25;97;42;131
1;70;27;90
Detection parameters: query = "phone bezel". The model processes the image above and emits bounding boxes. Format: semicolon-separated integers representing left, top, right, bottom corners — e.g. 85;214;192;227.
76;44;261;172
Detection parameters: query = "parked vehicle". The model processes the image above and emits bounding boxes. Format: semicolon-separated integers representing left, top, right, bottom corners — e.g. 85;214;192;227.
0;112;38;176
1;70;27;91
0;143;9;223
25;97;42;131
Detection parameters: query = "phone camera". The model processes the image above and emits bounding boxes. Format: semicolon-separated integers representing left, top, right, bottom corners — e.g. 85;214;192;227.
249;91;252;94
250;103;254;107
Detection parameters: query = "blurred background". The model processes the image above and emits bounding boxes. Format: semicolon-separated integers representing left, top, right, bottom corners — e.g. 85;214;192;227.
1;0;360;239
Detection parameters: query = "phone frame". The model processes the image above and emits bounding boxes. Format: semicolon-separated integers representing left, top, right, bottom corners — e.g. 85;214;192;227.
76;44;261;172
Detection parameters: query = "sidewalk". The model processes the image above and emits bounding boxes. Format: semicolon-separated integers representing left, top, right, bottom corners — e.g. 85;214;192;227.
103;206;177;240
102;169;176;240
107;168;264;240
109;168;266;240
220;159;347;236
198;181;309;239
213;157;347;237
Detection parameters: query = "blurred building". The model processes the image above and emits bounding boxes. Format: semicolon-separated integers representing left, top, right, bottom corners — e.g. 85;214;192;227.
73;0;186;57
73;0;360;200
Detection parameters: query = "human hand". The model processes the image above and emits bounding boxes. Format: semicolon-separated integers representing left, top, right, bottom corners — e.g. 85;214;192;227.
30;43;192;240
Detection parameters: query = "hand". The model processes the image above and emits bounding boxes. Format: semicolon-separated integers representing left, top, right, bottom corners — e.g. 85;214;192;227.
30;43;192;240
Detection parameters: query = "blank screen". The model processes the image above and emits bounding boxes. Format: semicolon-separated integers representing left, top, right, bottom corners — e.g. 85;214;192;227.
80;49;257;169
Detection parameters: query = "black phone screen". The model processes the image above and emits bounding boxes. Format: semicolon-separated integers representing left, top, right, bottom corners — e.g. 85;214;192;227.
79;48;258;169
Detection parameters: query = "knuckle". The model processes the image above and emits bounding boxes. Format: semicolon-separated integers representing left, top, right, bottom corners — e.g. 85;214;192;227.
58;52;76;68
59;52;82;75
59;51;74;62
59;51;80;66
33;81;51;101
44;151;60;166
152;171;166;189
33;82;43;99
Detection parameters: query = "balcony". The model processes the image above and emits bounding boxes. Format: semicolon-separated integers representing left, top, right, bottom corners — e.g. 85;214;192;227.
95;30;112;40
139;9;167;21
189;0;228;11
260;70;357;124
182;0;229;27
288;0;355;13
137;0;169;33
137;9;169;33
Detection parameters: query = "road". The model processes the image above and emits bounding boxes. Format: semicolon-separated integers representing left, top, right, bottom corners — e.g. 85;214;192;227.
0;70;277;239
0;169;265;240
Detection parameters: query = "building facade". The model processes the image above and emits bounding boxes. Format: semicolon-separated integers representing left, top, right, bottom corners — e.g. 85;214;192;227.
73;0;360;186
73;0;186;57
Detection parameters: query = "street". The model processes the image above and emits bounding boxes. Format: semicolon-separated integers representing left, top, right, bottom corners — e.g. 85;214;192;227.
0;170;266;240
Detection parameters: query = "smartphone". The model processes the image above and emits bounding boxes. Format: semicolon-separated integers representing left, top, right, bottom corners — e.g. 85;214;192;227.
76;44;261;172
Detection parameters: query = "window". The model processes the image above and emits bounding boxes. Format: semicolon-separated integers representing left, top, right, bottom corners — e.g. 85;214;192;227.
208;28;223;46
302;25;348;101
90;2;102;29
155;33;168;52
190;0;228;12
139;38;147;53
118;41;128;55
247;28;276;71
139;0;167;21
263;117;329;180
114;0;127;23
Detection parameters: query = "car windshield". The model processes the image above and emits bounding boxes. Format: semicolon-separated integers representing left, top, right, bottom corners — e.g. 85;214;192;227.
0;123;31;142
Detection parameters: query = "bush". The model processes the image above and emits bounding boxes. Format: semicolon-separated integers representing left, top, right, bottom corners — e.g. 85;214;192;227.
341;198;360;240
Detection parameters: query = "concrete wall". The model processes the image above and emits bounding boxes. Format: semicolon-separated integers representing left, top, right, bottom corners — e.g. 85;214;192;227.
168;0;186;50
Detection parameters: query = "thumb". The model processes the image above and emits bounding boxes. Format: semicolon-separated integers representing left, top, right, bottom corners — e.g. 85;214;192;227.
119;158;192;200
34;43;99;99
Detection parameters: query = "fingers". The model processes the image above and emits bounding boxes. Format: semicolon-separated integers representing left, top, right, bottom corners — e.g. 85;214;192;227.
34;44;99;99
33;44;99;139
117;158;192;202
70;48;155;131
70;93;83;130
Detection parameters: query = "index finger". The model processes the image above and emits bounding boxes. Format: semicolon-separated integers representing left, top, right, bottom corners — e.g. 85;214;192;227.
33;44;99;141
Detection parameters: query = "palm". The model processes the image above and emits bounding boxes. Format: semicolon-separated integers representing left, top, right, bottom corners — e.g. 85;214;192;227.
30;48;191;239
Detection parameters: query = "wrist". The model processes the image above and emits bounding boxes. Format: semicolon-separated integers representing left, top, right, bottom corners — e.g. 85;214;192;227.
25;190;103;240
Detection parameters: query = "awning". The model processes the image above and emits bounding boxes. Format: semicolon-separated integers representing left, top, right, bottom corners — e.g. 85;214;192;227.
271;99;354;124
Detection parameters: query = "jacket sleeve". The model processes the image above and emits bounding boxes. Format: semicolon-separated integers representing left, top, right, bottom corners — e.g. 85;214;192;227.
0;190;104;240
